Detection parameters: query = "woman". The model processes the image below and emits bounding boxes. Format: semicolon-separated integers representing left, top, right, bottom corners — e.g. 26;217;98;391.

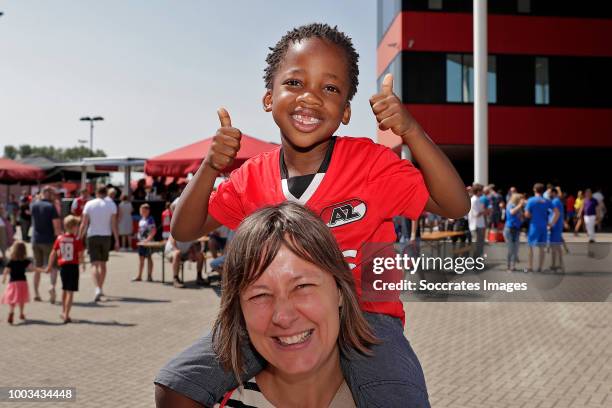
573;190;584;235
0;204;16;260
503;193;525;271
117;194;134;251
156;202;377;407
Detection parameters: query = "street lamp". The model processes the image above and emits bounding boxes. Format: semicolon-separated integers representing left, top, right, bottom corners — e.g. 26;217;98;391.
79;116;104;153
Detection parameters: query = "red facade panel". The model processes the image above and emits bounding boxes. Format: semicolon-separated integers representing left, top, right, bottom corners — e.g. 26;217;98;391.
378;11;612;76
397;104;612;147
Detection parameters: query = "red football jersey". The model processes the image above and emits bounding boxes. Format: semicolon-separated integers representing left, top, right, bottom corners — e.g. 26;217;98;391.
208;137;429;321
52;233;84;266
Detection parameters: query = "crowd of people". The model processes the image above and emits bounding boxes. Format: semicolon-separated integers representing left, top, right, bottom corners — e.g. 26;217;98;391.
0;181;232;325
394;182;608;274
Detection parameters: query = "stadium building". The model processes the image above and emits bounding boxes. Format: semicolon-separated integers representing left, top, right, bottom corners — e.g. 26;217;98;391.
376;0;612;193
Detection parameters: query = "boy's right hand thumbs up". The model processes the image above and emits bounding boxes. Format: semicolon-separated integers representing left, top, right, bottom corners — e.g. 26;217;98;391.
205;108;242;172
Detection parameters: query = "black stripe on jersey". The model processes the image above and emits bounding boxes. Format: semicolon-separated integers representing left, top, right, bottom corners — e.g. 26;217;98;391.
243;381;260;392
280;136;336;200
225;399;258;408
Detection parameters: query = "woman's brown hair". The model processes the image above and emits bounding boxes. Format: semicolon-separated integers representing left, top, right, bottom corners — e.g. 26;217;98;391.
212;202;377;384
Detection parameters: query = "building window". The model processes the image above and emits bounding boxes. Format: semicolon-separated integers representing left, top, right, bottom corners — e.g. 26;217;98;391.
535;57;549;104
428;0;443;10
517;0;531;14
446;54;496;103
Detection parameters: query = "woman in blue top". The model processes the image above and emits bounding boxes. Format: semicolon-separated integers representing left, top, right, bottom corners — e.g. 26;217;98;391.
504;193;525;271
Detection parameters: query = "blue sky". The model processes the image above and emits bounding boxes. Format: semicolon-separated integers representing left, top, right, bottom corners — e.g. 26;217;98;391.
0;0;378;159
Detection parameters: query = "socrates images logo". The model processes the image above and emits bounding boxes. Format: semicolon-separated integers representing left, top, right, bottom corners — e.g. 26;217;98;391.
320;199;367;228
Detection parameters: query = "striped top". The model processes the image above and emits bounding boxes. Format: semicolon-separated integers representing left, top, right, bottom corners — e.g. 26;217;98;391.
215;377;355;408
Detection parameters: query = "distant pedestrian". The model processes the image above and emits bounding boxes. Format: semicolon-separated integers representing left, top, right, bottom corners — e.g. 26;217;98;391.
47;215;84;323
161;201;173;240
579;189;598;242
504;193;524;271
30;186;62;303
118;194;134;251
79;186;119;302
0;204;15;260
469;183;487;258
18;196;32;242
548;188;565;271
133;204;156;282
564;192;576;231
573;190;584;235
70;188;90;217
1;241;32;324
525;183;558;272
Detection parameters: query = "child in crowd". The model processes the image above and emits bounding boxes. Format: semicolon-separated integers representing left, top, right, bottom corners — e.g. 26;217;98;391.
47;215;84;323
157;23;469;408
134;204;157;282
1;241;32;324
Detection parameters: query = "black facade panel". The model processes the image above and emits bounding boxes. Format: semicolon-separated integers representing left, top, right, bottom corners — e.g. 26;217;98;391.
497;55;534;106
549;57;612;108
402;53;446;103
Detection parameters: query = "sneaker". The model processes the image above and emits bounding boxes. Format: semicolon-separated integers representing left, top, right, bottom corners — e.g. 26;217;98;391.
49;288;56;305
94;292;102;302
34;296;42;302
7;313;14;325
131;277;142;282
173;278;184;289
147;275;153;282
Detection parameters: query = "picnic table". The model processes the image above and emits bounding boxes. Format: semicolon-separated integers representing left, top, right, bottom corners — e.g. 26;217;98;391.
420;230;468;259
138;236;211;284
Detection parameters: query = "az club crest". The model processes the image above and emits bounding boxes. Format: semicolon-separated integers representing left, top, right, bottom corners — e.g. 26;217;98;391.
321;199;367;228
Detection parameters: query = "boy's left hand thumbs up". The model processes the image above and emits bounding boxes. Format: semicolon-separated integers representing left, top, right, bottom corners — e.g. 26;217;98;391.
370;73;418;140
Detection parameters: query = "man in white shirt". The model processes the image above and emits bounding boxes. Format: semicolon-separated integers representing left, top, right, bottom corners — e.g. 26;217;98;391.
469;183;487;258
79;186;119;301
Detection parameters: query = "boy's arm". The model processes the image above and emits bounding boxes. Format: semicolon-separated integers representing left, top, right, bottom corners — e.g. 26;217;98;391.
171;108;239;241
370;74;470;219
146;225;157;242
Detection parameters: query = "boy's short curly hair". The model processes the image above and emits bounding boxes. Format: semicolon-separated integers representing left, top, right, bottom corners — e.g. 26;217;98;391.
264;23;360;102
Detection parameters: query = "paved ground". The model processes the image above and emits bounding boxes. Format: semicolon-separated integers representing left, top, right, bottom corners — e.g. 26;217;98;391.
1;233;610;407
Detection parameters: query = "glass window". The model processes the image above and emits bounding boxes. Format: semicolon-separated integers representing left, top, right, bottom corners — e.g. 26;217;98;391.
462;55;474;102
518;0;530;13
446;54;462;102
446;54;496;103
488;56;497;103
535;57;549;104
428;0;443;10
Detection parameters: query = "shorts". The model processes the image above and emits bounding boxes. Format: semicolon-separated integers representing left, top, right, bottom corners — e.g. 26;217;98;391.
548;227;563;244
527;226;547;246
87;236;111;262
60;264;79;292
33;243;53;268
138;246;152;257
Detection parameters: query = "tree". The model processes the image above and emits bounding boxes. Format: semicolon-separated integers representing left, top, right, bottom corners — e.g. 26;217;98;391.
2;144;106;161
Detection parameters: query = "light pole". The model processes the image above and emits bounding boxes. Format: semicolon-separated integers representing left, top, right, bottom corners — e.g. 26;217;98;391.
79;116;104;153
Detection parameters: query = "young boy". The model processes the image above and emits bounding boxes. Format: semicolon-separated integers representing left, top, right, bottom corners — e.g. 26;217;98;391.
156;23;469;408
47;215;84;323
134;204;157;282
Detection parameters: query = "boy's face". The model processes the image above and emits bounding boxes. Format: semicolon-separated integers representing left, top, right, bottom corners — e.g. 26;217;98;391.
263;38;351;150
140;208;149;217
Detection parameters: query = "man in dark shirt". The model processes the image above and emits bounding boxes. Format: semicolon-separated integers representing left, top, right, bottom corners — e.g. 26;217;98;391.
30;186;62;302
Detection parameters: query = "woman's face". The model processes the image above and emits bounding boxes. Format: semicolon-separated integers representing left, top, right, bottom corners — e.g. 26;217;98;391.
240;244;341;377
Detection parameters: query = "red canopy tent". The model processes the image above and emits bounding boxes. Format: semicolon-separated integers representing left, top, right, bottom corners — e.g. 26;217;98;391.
145;134;278;177
0;158;45;184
